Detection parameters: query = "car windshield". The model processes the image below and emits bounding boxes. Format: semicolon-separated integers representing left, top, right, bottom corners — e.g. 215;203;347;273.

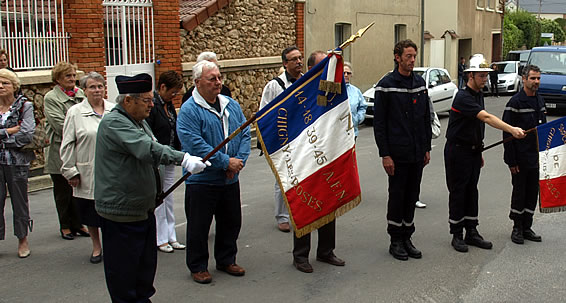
413;70;424;77
529;51;566;75
495;63;516;74
520;52;530;62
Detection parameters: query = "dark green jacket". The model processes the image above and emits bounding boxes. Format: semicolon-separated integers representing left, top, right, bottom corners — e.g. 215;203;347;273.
94;104;184;222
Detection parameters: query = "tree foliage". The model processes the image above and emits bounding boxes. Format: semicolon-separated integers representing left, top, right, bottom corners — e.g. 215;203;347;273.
540;18;566;44
507;9;540;49
503;15;524;57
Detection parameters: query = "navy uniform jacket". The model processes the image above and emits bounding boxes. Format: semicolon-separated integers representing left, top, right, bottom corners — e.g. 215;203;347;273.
373;68;432;163
446;86;485;146
502;89;546;168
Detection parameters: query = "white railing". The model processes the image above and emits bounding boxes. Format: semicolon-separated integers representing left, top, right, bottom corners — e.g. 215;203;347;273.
103;0;154;66
0;0;69;70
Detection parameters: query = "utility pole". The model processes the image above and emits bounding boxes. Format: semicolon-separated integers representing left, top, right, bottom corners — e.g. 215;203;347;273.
420;0;424;67
538;0;542;20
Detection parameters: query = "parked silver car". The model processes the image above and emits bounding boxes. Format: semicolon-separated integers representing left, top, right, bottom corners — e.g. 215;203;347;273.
493;61;522;94
363;67;458;123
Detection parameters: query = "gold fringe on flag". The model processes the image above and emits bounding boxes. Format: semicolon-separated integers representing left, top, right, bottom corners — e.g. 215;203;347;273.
539;205;566;213
294;195;362;238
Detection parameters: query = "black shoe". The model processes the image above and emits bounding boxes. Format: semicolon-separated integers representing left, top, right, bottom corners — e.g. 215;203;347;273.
465;228;493;249
60;231;74;240
451;234;468;253
90;253;102;264
511;227;524;244
316;253;345;266
74;229;90;237
403;239;422;259
293;259;313;273
523;229;542;242
389;241;409;261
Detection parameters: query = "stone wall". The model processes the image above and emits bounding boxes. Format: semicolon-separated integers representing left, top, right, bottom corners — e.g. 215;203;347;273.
20;83;53;170
183;66;281;119
180;0;297;118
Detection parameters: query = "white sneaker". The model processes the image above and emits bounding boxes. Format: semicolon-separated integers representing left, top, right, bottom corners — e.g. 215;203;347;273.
158;244;174;253
170;241;186;250
415;201;427;208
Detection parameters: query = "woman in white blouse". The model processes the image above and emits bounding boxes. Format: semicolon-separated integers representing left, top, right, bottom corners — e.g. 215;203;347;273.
60;72;115;263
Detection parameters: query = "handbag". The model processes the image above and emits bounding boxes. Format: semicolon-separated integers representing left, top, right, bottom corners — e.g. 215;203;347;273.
19;104;50;151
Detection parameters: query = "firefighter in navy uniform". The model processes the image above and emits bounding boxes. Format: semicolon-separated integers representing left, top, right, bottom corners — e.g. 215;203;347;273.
444;55;526;253
374;40;432;261
502;64;545;245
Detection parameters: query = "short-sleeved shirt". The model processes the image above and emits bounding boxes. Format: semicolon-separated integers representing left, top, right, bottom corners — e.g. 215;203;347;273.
446;86;485;146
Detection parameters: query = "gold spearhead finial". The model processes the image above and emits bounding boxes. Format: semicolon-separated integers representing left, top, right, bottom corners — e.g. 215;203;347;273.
339;22;375;49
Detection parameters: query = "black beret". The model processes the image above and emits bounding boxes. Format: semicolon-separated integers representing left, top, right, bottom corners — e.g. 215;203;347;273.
115;73;153;94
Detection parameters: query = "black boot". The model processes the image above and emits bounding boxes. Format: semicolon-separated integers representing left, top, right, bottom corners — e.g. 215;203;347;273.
451;233;468;253
523;228;542;242
403;239;422;259
389;241;408;261
465;228;493;249
511;221;524;244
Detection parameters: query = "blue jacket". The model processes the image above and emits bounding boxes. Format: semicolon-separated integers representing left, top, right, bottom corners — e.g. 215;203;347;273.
177;89;251;185
502;89;546;168
373;69;432;163
346;83;367;136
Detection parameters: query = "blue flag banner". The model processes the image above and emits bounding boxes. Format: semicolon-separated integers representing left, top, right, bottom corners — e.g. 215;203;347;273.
255;49;362;237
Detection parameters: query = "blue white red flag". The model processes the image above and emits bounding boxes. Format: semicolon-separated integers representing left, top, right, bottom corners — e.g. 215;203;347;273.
538;116;566;213
255;48;362;237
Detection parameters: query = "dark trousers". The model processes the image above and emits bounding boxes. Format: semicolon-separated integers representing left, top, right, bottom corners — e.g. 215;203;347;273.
185;182;242;273
386;161;423;241
50;174;82;231
101;213;157;303
0;165;31;240
293;220;336;263
445;142;482;234
490;79;498;96
509;167;539;229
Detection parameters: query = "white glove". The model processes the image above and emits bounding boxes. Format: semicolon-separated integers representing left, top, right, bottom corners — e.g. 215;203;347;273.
182;153;210;174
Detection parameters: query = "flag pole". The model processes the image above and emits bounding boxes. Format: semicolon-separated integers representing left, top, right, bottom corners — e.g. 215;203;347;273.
157;23;375;204
481;127;536;152
156;114;256;204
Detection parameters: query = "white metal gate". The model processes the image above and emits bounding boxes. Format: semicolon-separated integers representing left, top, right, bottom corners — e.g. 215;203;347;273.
0;0;70;70
103;0;155;102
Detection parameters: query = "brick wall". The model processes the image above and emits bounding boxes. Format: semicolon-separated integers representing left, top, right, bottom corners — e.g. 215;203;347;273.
154;0;182;79
64;0;105;75
295;0;305;54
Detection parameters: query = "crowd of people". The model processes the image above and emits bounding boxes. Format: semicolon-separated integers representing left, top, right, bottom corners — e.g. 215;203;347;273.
0;42;548;301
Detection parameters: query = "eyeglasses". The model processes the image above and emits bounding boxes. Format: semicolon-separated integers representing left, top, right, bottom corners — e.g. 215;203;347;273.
204;75;223;82
137;97;154;104
344;72;352;75
286;56;303;62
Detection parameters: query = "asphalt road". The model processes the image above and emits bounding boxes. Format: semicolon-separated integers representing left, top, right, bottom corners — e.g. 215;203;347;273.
1;95;565;303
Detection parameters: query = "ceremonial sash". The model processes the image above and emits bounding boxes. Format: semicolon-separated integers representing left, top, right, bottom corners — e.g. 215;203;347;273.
538;116;566;213
255;49;362;237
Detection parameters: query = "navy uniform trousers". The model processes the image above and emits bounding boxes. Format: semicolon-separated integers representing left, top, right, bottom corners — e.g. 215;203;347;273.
386;161;423;241
510;167;539;228
444;141;482;234
185;182;242;273
100;213;157;303
293;220;335;263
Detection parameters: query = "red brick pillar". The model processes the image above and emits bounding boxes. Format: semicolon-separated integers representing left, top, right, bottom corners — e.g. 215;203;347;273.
153;0;181;78
64;0;105;75
154;0;182;106
295;0;305;54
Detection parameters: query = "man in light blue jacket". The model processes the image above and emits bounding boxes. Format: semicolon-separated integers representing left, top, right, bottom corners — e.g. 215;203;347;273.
177;60;251;284
344;61;367;138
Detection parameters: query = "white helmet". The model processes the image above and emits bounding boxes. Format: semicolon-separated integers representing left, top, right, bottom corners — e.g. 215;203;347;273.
464;54;493;72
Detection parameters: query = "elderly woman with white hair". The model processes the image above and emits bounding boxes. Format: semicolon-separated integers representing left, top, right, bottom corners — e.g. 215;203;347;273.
60;71;115;263
343;61;367;139
182;51;232;103
0;68;35;258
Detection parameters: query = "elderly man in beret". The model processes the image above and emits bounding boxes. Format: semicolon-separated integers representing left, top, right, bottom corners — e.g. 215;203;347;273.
177;60;251;284
94;73;209;302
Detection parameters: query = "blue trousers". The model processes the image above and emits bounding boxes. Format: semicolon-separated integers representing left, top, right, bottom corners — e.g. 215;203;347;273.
101;212;157;303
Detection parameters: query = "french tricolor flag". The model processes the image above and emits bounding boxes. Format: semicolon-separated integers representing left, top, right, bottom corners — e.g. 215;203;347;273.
538;116;566;213
255;49;362;237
